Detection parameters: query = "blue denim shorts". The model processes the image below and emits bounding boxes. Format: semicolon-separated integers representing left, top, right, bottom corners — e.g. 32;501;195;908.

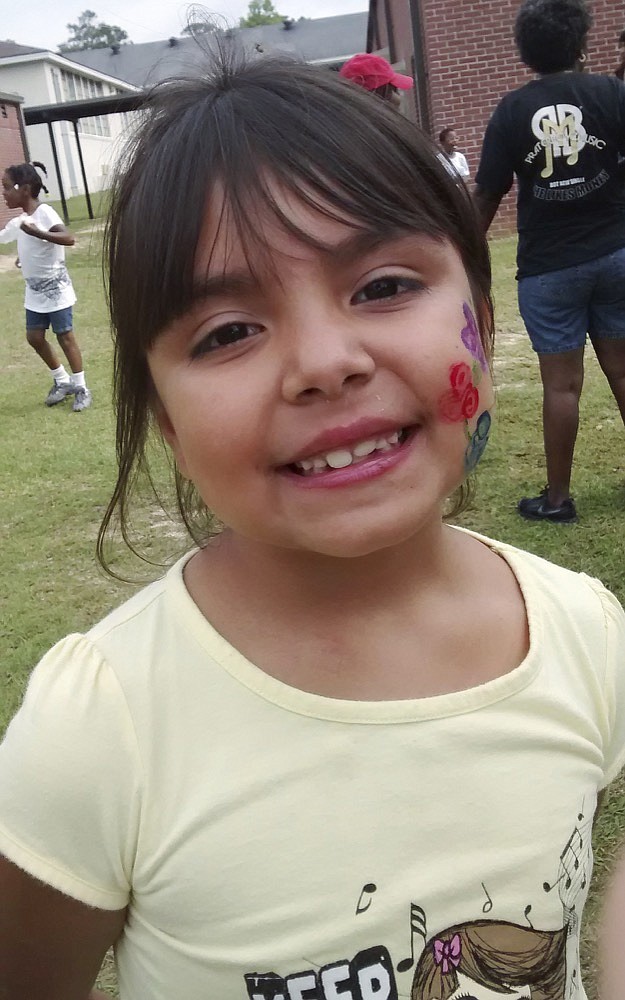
25;306;73;335
517;246;625;354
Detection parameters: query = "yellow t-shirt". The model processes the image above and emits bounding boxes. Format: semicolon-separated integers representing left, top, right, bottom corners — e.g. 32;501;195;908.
0;532;624;1000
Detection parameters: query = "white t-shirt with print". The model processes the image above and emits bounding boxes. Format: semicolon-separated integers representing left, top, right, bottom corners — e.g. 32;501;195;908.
6;204;77;313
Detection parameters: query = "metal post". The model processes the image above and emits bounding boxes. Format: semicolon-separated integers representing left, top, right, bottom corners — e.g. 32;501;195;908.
366;0;378;51
384;0;396;64
47;120;69;223
408;0;431;134
72;120;94;220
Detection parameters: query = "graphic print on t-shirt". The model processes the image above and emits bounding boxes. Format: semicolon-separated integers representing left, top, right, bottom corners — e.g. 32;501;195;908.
25;264;72;305
242;805;591;1000
524;102;609;201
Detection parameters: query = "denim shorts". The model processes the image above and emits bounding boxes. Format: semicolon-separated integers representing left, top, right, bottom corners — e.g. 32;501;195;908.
517;246;625;354
25;306;73;335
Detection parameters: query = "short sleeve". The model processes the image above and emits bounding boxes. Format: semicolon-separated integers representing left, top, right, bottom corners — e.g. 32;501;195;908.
475;103;515;197
587;580;625;788
33;203;63;231
0;634;142;910
0;215;24;244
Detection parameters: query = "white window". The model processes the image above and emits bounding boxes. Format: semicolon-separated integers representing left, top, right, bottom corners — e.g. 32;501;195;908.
60;70;110;136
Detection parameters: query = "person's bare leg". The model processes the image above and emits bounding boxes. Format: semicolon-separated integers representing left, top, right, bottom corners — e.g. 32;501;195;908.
591;336;625;426
26;328;62;371
56;329;83;374
537;347;585;505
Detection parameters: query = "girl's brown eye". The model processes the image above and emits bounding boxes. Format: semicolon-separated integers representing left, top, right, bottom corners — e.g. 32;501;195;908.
191;322;261;359
352;276;423;304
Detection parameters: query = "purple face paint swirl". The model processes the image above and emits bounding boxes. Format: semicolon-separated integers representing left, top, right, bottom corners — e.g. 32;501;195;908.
461;302;487;371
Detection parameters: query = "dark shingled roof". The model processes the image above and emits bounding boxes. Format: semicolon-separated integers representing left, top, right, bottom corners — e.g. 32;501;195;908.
64;12;369;88
0;41;47;58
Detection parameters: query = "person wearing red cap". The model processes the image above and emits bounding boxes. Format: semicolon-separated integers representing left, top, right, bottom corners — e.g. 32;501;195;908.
339;52;413;106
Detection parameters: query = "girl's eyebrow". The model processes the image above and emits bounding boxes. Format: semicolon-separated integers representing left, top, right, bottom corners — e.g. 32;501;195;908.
326;227;418;264
187;229;429;309
188;271;260;308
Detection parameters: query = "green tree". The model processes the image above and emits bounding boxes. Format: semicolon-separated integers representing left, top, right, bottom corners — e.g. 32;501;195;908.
239;0;284;28
58;10;129;52
181;21;216;35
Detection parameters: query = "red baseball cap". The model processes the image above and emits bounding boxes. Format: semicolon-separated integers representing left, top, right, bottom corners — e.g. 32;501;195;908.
339;53;413;92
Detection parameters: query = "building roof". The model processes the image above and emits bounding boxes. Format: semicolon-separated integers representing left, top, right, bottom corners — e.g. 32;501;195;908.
0;41;47;58
64;12;369;88
0;44;139;92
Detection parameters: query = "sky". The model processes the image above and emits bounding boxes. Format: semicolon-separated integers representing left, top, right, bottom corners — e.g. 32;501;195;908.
3;0;368;51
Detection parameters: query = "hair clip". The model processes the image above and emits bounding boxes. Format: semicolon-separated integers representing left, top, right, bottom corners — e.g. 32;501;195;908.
14;184;19;190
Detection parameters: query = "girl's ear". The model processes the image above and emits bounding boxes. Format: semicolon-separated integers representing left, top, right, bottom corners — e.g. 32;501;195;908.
152;396;191;480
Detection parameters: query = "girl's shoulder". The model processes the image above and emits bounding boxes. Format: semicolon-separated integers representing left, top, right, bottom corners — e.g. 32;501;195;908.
30;203;63;228
457;526;624;631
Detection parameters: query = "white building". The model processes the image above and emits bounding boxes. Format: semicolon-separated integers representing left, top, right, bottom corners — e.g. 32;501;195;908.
0;42;138;202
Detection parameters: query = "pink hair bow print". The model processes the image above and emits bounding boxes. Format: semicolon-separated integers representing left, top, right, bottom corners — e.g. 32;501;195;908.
433;933;462;974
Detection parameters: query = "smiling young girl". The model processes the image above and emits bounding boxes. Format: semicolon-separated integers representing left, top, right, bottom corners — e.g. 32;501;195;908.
0;49;624;1000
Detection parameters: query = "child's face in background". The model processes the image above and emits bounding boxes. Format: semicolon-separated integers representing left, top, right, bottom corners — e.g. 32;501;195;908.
148;187;495;559
447;972;530;1000
1;173;20;210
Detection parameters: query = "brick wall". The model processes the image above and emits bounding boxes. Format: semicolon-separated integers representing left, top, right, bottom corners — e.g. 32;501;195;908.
0;97;28;229
372;0;625;235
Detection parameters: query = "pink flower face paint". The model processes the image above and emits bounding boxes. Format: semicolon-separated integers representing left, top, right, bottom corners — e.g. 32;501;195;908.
439;362;480;424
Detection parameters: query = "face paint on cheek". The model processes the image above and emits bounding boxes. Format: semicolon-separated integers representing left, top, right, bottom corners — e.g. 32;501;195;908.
438;362;480;423
461;301;488;372
438;362;493;473
464;408;492;472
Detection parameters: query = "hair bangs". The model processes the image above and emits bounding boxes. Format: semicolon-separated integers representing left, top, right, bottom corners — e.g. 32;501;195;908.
107;50;479;352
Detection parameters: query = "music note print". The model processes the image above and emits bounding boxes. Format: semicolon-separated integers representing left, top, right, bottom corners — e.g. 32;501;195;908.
481;882;493;914
543;804;592;913
355;883;377;915
396;903;428;973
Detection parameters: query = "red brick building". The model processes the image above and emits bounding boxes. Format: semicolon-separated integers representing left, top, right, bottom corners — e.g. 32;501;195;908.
367;0;624;233
0;91;28;229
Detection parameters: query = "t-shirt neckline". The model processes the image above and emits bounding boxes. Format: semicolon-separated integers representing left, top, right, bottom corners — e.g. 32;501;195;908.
166;529;541;724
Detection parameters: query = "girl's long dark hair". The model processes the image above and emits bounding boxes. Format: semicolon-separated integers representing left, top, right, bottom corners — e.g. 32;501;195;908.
99;40;494;573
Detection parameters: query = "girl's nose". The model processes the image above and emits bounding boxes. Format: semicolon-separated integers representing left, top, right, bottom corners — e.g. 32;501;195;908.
281;327;376;403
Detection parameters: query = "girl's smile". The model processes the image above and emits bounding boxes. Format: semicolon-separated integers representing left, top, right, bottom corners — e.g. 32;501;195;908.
279;418;417;487
148;190;494;558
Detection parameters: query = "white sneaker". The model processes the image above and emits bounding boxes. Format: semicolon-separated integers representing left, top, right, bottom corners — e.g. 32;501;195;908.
45;380;74;406
72;387;92;412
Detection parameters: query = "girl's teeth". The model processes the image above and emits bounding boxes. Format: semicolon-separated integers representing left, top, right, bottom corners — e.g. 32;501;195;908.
294;429;405;473
352;439;377;458
325;449;353;469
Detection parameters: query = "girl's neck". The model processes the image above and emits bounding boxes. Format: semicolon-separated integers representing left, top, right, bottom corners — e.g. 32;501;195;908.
183;519;528;702
24;195;39;215
188;514;455;620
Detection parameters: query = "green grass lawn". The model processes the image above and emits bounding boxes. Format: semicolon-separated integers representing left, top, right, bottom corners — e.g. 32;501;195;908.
0;227;624;997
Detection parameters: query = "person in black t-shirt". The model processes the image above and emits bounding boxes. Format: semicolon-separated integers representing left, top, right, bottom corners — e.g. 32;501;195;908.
474;0;625;523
